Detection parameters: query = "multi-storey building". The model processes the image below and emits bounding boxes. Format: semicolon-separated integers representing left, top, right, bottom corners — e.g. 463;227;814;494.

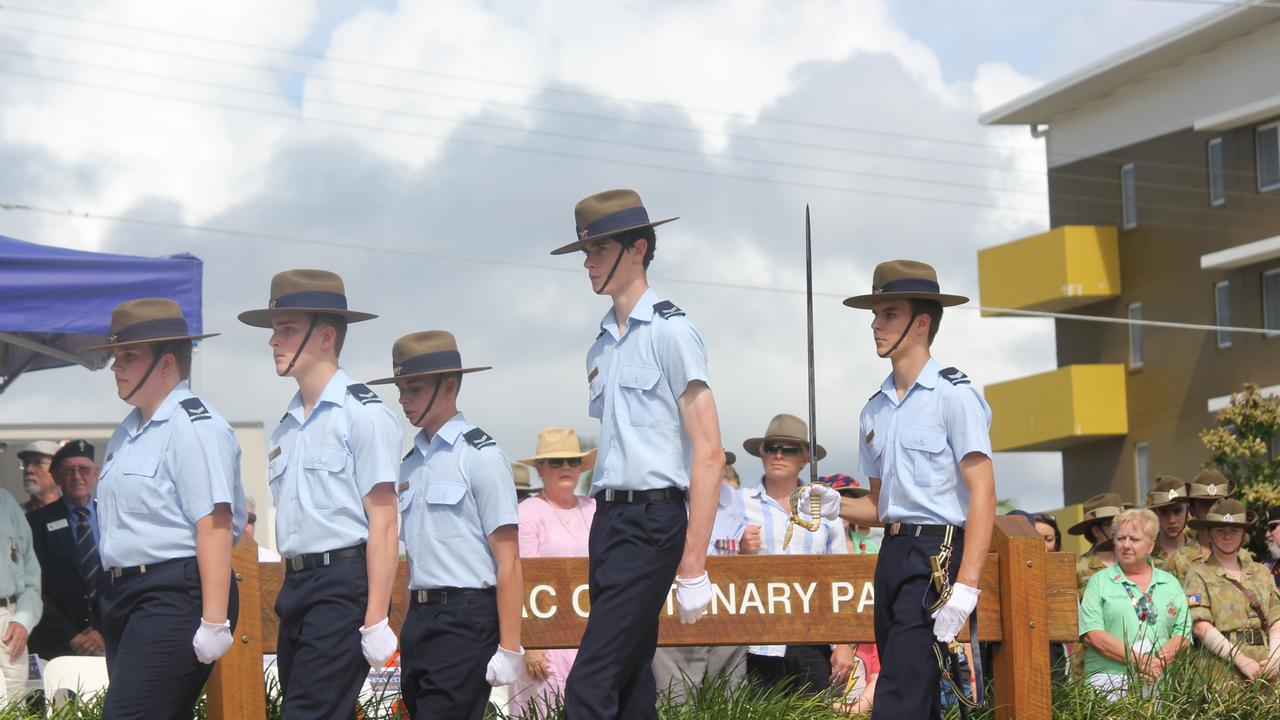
978;3;1280;507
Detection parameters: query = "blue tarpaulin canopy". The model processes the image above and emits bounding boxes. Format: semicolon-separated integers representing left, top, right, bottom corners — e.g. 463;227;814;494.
0;235;204;394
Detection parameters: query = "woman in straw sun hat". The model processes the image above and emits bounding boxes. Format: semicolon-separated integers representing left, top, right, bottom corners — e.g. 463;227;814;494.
84;298;247;719
1183;499;1280;681
507;428;596;716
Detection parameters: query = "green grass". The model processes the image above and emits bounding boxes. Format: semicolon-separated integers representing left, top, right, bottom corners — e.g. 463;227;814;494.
2;650;1276;719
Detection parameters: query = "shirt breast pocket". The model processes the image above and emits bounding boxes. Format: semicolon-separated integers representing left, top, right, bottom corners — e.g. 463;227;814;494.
618;364;662;426
397;487;416;541
424;482;469;539
901;426;949;487
119;457;162;514
303;446;350;509
588;375;605;420
267;453;288;506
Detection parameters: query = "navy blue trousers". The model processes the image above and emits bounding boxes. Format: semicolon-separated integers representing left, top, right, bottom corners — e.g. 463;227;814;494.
399;590;498;720
746;644;832;694
275;557;370;720
871;531;964;720
565;498;687;720
101;557;239;720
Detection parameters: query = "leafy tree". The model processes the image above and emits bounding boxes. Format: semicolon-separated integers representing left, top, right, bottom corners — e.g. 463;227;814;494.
1199;384;1280;557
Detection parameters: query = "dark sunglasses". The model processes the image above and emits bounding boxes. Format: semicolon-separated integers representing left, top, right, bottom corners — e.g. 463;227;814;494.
763;443;803;456
543;458;582;469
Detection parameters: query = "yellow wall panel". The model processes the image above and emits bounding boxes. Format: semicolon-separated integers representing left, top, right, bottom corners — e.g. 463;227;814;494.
979;226;1120;314
986;364;1128;451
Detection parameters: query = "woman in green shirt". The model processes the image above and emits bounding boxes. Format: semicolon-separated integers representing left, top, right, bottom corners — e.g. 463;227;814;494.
1078;508;1191;700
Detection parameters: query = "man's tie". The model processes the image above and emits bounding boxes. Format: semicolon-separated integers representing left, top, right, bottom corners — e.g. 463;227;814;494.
73;505;101;599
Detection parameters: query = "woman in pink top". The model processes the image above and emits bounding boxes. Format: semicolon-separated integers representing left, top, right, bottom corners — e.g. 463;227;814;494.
509;428;596;717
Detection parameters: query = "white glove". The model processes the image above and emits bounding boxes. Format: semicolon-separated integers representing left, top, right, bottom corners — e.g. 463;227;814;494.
930;582;980;643
485;645;525;686
676;572;713;625
801;484;842;521
359;617;398;669
192;619;233;664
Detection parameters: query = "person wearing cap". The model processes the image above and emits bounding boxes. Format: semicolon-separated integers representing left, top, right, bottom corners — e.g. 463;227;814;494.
1264;508;1280;590
800;260;995;720
373;330;523;718
512;464;539;502
1068;493;1127;592
1183;499;1280;681
26;440;107;660
826;475;881;555
1166;469;1239;580
732;413;853;693
84;298;247;717
721;450;741;489
1145;476;1196;574
509;428;595;715
0;485;40;699
1077;508;1189;700
652;448;748;702
239;270;402;718
552;189;723;718
17;440;62;513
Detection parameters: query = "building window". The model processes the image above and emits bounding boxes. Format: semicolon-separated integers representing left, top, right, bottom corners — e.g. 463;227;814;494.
1135;442;1151;500
1260;122;1280;192
1121;163;1137;228
1265;268;1280;337
1208;137;1225;206
1128;302;1143;368
1215;280;1231;348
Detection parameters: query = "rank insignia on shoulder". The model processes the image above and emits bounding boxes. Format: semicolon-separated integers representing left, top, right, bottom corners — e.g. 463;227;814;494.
268;447;281;462
347;383;382;405
939;367;970;386
463;427;497;450
653;300;685;319
402;449;414;461
865;430;875;445
179;397;212;422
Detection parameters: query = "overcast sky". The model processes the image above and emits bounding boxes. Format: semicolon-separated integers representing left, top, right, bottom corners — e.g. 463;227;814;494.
0;0;1209;511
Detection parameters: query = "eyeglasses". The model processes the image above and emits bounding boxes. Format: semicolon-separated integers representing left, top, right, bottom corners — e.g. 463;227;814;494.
762;443;803;456
543;458;582;469
19;459;50;470
57;466;95;477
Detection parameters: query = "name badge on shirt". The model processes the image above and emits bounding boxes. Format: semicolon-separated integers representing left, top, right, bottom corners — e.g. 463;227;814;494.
46;519;69;532
268;447;281;462
587;367;599;383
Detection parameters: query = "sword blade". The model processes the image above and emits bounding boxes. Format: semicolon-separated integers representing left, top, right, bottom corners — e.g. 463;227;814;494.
805;205;818;486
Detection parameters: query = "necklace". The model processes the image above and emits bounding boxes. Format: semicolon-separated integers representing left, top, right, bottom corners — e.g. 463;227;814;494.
540;493;588;554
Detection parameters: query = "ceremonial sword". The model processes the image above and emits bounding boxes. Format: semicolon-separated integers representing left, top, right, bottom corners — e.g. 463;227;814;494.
782;206;822;549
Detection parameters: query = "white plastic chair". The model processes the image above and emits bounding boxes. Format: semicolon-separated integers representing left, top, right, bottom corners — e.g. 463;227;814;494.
41;656;109;709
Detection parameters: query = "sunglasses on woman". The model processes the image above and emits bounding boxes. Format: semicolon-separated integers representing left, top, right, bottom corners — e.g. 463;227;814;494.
543;458;582;469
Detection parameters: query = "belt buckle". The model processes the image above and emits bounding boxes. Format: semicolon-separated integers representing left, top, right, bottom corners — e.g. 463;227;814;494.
322;551;331;566
290;556;305;572
110;567;123;580
889;522;901;536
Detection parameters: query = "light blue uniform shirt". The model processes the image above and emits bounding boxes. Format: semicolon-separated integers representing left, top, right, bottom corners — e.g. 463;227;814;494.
97;382;247;568
709;482;747;554
398;413;519;589
0;488;42;632
858;359;992;527
587;288;710;493
268;369;402;558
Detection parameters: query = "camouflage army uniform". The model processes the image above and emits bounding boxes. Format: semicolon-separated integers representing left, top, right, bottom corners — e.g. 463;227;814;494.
1077;550;1113;594
1160;538;1205;581
1184;554;1280;663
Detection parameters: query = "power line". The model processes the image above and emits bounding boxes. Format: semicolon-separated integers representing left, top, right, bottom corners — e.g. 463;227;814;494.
2;200;1274;335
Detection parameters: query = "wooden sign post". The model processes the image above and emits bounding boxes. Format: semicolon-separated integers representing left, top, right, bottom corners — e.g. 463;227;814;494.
208;517;1075;720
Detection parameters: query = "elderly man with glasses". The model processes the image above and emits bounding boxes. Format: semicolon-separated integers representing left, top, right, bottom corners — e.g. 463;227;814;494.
17;440;62;513
26;440;106;659
733;414;853;694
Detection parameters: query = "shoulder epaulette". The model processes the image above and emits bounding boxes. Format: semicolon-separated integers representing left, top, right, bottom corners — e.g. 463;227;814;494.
402;449;414;461
463;427;497;450
868;389;881;402
347;383;382;405
653;300;685;319
939;367;970;386
179;397;212;422
596;327;607;340
279;412;289;423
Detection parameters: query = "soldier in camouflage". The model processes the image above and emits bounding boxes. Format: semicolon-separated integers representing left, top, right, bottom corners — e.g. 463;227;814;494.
1184;499;1280;680
1146;476;1197;577
1168;469;1238;580
1069;494;1128;592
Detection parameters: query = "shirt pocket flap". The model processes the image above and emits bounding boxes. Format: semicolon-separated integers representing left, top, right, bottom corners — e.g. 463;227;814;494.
618;364;661;391
589;376;605;400
268;453;289;480
122;457;161;477
903;427;947;454
397;487;416;512
424;482;467;506
303;447;348;472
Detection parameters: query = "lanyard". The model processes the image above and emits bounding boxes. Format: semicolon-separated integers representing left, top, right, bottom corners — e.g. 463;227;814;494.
1120;579;1156;626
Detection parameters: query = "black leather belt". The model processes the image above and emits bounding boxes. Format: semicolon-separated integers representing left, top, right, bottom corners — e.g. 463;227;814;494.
599;488;686;503
108;556;190;582
1230;628;1267;646
286;544;365;573
411;587;495;606
0;596;16;608
887;522;963;538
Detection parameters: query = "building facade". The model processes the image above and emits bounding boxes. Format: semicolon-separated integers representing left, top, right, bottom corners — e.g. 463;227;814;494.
979;4;1280;504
